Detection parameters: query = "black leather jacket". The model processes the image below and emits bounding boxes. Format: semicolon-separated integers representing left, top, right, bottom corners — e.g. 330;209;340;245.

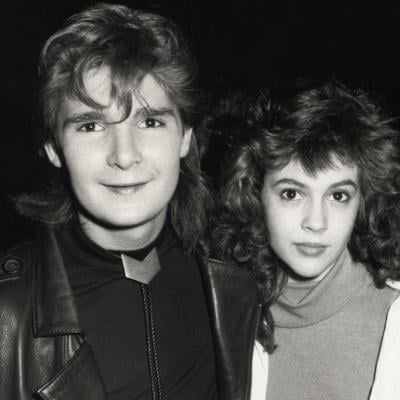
0;226;260;400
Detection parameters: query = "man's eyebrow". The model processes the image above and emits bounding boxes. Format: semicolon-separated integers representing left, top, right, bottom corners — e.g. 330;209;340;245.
62;111;106;129
133;106;177;119
272;178;358;190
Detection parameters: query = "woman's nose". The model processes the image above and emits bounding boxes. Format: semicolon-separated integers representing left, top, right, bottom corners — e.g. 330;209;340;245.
301;200;328;233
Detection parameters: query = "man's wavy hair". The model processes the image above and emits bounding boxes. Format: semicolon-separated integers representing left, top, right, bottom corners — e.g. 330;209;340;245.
212;81;400;352
16;2;211;256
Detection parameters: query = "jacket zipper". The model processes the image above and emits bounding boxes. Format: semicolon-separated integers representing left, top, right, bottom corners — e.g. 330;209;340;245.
141;283;162;400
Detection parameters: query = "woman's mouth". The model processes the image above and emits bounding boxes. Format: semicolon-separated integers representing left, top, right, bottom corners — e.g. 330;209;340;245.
294;242;328;257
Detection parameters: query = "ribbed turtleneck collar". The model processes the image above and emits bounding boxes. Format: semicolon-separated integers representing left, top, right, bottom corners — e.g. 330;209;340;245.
271;249;369;328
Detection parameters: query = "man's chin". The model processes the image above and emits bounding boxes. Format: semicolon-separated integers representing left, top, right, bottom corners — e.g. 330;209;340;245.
94;215;156;231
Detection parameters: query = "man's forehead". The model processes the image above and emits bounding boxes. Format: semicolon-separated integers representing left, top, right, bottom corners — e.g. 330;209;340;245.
59;69;180;123
80;67;176;109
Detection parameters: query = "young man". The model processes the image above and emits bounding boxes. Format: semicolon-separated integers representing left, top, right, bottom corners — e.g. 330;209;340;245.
0;4;259;400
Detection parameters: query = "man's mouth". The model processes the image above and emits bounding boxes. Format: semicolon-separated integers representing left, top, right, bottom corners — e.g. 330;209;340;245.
103;182;148;194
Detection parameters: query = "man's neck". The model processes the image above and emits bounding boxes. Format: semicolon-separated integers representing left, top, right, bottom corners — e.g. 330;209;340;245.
78;214;166;252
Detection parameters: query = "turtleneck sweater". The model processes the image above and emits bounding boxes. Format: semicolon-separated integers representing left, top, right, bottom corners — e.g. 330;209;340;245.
55;223;217;400
267;249;399;400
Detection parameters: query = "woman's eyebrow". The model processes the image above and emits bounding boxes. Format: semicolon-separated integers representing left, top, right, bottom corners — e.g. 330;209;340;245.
328;180;358;190
272;178;358;190
272;178;306;188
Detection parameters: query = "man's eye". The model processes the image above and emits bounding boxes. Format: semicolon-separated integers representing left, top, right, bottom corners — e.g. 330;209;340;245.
77;122;104;132
138;118;164;129
281;189;302;201
329;191;350;202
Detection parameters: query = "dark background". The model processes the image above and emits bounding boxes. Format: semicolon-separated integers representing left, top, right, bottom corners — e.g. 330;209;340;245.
1;0;400;248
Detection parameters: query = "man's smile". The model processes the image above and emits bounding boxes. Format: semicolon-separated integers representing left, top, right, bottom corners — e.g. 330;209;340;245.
102;182;149;195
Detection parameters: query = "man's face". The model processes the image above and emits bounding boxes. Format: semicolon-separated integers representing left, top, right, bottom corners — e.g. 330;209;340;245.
45;67;192;248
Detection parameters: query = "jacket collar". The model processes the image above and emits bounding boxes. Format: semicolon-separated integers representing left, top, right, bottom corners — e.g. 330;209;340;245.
32;225;82;337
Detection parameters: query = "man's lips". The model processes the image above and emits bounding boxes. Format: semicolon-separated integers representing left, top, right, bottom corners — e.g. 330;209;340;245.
294;242;328;256
102;182;149;194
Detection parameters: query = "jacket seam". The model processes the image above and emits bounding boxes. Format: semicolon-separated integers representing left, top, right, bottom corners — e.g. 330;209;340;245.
245;304;262;400
207;258;254;278
37;342;89;397
35;328;81;336
32;238;40;335
0;239;32;257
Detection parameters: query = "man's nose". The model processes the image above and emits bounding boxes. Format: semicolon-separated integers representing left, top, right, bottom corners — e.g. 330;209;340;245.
107;127;142;169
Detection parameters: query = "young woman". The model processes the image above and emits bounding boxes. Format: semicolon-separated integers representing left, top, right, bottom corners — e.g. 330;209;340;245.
212;82;400;400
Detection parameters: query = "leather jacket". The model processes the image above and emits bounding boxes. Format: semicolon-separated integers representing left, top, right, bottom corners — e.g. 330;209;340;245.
0;226;260;400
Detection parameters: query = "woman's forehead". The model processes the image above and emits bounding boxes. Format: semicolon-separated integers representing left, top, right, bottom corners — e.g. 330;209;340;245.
265;157;359;187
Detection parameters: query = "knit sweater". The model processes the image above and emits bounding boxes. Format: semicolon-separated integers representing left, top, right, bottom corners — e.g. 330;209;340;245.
266;249;399;400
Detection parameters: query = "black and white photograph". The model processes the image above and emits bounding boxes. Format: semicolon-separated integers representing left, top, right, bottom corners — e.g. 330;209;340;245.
1;1;400;399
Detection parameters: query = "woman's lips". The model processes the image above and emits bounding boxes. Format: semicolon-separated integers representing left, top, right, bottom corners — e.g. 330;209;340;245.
294;242;328;257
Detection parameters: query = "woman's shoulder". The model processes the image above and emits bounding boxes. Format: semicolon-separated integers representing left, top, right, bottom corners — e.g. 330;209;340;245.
386;280;400;291
251;341;269;400
385;280;400;318
385;280;400;308
369;280;400;399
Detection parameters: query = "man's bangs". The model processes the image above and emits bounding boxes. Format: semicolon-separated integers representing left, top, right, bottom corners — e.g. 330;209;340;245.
67;61;151;122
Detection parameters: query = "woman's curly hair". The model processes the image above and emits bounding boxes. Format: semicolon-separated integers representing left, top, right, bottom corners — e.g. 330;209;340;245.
211;81;400;353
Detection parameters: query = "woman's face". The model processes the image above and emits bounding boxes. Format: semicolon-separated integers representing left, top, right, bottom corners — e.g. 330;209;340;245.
261;157;361;282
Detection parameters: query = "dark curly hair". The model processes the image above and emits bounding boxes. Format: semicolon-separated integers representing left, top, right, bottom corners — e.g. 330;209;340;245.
212;81;400;352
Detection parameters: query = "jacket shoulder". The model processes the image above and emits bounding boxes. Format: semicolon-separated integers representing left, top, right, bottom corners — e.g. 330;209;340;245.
204;257;257;293
0;237;35;347
0;237;34;283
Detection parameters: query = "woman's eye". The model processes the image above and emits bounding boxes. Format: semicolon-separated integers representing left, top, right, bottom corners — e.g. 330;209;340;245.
329;191;350;202
281;189;302;200
77;122;104;132
138;118;163;129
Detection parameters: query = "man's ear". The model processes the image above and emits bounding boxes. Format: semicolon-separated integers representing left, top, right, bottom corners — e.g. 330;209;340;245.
180;127;193;158
44;142;62;168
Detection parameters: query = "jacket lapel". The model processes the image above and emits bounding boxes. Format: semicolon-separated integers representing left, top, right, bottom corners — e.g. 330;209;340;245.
200;258;261;400
33;226;81;337
32;226;107;400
